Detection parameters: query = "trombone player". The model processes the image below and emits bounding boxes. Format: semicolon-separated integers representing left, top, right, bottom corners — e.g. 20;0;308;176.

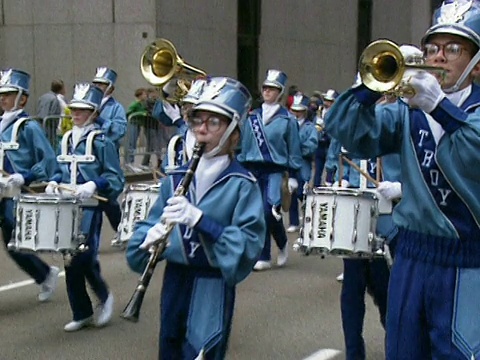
325;0;480;358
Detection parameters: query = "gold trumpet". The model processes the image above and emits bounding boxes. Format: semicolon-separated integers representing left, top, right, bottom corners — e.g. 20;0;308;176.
359;39;445;97
140;38;206;103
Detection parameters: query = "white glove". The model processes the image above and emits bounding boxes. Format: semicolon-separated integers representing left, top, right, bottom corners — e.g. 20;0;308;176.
324;181;333;187
45;181;58;195
333;179;350;188
161;196;203;228
406;71;445;113
139;222;169;250
377;181;402;200
7;173;25;187
399;44;423;62
74;181;97;200
287;178;298;193
163;101;182;123
302;182;310;195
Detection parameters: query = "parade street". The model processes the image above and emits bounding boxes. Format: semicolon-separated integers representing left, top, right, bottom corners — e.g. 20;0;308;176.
0;226;385;360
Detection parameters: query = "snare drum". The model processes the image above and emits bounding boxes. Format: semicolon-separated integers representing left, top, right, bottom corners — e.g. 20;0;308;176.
296;187;379;257
117;183;160;243
9;194;85;253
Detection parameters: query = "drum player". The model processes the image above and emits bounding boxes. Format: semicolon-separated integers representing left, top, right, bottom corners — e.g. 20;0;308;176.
325;0;480;357
0;68;60;303
46;83;125;332
126;76;266;359
237;69;303;271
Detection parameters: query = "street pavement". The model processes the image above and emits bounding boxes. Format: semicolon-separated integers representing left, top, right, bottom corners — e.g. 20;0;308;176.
0;223;386;360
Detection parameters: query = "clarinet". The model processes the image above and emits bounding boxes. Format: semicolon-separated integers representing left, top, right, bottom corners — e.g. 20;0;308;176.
121;142;205;322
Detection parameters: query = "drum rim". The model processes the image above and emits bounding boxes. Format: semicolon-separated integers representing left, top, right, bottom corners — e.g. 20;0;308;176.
310;187;378;199
17;193;78;203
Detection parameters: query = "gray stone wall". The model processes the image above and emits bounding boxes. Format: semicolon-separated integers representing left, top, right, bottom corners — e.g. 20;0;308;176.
0;0;431;113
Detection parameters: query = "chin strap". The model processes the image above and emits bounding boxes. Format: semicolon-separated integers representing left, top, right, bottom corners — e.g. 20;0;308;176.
444;49;480;93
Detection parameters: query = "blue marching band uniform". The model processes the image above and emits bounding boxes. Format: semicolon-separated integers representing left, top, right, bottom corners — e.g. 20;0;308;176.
0;69;61;302
326;1;480;358
237;69;303;271
126;76;266;359
287;93;318;231
46;83;125;331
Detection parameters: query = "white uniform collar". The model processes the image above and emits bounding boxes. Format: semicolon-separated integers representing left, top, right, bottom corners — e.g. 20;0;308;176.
194;155;230;201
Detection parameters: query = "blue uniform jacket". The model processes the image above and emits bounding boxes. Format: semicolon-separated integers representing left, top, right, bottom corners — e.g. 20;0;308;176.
97;97;127;147
126;159;266;286
237;106;303;173
51;124;125;201
325;83;480;267
2;112;57;184
298;120;318;182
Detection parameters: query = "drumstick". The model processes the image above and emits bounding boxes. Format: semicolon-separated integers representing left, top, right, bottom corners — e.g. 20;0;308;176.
55;184;108;202
0;169;36;194
341;155;380;187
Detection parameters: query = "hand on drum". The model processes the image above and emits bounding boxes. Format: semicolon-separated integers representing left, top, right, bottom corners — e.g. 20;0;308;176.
287;178;298;193
161;196;203;228
377;181;402;200
405;71;445;113
45;181;59;194
74;181;97;200
332;179;350;188
7;173;25;187
140;222;170;250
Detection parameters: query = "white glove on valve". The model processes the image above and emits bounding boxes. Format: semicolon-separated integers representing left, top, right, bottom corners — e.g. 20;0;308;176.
74;181;97;200
163;101;182;123
161;196;203;228
287;178;298;193
140;222;169;250
377;181;402;200
406;71;445;113
7;173;25;187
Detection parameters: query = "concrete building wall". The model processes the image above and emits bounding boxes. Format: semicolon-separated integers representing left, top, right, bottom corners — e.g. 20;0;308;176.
0;0;433;113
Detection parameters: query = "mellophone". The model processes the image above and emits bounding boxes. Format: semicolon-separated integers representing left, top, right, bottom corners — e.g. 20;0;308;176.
293;186;387;258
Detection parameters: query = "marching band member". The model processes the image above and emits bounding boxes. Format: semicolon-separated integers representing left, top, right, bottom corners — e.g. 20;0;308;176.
152;78;207;170
46;83;125;331
126;77;265;359
325;1;480;357
333;153;401;360
237;69;302;270
0;69;60;302
92;67;126;237
287;93;318;233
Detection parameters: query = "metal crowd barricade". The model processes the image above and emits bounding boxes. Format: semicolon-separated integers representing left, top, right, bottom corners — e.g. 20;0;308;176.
42;115;72;150
121;112;175;174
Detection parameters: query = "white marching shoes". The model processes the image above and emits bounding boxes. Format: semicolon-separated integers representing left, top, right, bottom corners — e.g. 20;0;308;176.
336;273;344;282
64;316;93;332
277;246;289;267
286;225;299;233
253;261;272;271
38;266;60;302
95;293;114;327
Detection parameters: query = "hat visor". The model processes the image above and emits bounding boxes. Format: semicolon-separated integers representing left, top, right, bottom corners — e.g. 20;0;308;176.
290;105;307;111
323;96;335;101
93;78;111;85
262;81;282;89
0;86;19;94
193;103;232;119
68;102;95;110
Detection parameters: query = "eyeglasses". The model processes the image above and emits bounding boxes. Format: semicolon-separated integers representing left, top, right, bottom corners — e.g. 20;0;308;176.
423;42;465;61
188;115;226;132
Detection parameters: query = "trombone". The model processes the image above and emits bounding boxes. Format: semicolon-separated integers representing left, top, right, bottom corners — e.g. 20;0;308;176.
359;39;445;97
140;38;206;103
